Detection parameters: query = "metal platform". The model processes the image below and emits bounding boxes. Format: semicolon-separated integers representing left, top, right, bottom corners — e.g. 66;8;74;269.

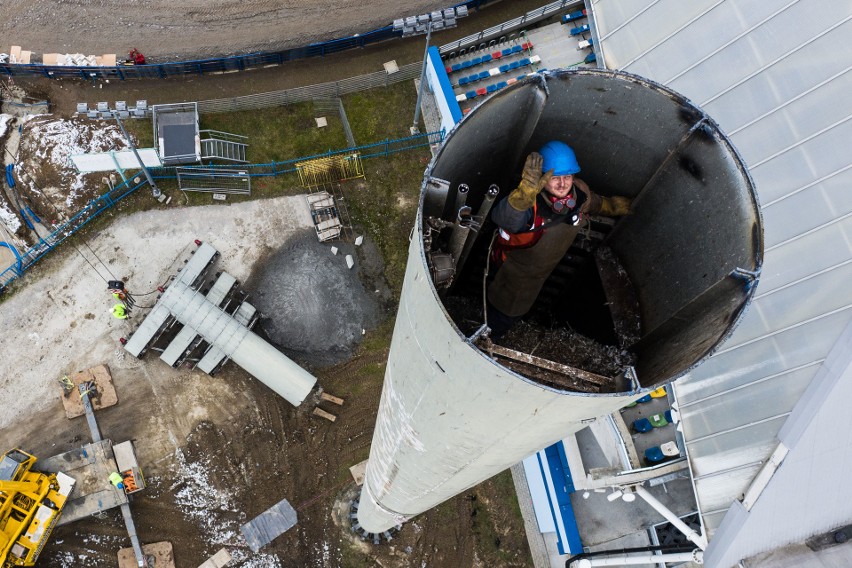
38;441;127;525
240;498;298;552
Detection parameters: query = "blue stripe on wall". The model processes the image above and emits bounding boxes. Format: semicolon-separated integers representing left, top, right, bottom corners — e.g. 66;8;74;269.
427;46;462;124
545;442;583;554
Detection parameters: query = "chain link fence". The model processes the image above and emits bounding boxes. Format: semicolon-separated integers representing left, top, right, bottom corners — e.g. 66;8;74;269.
197;63;421;114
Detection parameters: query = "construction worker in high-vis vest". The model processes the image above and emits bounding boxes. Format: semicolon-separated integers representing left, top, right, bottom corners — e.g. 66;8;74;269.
111;303;128;320
109;471;125;490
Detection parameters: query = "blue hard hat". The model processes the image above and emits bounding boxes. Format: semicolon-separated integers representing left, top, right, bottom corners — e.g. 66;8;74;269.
540;141;580;176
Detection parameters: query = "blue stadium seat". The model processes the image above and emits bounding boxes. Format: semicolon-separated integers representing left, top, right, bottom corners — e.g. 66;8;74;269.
636;394;652;403
561;10;586;24
509;61;520;70
584;53;597;64
465;90;477;99
519;58;530;67
458;77;469;86
452;63;461;72
665;409;674;424
481;53;493;63
502;48;512;57
645;446;665;464
472;57;482;66
461;60;473;70
499;64;510;73
633;418;653;433
470;73;480;83
517;74;527;81
511;45;523;54
496;81;508;89
486;84;497;93
570;24;590;36
478;71;489;80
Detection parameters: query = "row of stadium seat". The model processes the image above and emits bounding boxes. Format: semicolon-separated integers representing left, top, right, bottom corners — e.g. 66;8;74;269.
455;55;540;89
560;9;587;24
569;23;590;37
456;71;537;104
445;42;533;75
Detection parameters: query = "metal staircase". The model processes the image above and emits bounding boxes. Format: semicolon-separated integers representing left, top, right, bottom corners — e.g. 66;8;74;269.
200;130;248;163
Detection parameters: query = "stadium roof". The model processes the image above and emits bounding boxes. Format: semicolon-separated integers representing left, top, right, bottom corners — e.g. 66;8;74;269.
591;0;852;560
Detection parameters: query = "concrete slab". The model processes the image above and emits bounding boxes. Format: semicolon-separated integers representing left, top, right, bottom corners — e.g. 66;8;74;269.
349;459;368;486
118;541;175;568
58;364;118;419
383;59;399;74
198;548;232;568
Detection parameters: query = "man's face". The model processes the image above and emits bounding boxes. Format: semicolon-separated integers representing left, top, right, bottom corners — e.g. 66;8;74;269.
545;174;574;198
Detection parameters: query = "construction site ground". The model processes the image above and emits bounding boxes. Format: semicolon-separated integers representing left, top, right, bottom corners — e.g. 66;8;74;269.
0;195;532;567
0;3;559;565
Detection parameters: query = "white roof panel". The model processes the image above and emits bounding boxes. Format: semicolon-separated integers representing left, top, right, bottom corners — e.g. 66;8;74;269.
593;0;852;541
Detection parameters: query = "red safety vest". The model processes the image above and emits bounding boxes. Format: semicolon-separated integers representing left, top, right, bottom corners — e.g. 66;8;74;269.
492;202;547;266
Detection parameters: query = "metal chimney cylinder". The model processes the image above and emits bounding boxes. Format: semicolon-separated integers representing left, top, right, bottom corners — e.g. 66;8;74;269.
356;70;762;533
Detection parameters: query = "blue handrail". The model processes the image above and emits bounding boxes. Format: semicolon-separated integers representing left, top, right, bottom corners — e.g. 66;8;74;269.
0;129;444;293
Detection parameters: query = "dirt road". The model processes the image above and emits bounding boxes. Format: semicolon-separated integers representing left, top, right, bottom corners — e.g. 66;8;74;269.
1;1;450;61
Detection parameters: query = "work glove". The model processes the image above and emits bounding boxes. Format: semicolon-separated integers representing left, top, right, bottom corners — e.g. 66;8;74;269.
599;195;632;216
507;152;553;211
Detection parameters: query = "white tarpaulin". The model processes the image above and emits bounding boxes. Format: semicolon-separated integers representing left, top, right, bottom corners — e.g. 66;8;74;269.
71;148;162;172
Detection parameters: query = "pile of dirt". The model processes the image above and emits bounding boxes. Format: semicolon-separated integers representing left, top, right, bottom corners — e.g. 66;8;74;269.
247;229;384;368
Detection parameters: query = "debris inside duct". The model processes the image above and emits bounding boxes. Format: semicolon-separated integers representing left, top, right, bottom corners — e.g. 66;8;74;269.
486;322;636;393
444;294;635;393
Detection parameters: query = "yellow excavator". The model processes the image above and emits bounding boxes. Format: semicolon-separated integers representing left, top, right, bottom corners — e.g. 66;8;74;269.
0;448;74;567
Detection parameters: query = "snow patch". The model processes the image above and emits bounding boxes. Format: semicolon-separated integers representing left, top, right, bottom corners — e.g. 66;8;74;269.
0;201;21;233
0;114;13;138
17;116;130;210
171;448;282;567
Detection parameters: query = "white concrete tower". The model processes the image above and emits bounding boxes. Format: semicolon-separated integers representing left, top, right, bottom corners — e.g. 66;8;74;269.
357;70;763;533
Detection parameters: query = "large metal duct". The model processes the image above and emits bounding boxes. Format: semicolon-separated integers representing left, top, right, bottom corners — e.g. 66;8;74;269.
159;281;316;406
356;69;763;533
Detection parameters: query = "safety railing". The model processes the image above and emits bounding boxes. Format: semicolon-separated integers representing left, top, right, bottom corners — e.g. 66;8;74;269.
0;129;443;293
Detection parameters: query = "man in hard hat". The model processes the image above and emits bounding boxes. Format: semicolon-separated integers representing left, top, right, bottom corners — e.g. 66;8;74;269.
111;303;128;320
109;471;125;491
487;140;632;340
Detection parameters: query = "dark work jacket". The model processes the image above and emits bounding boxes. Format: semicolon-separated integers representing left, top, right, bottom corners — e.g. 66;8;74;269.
488;179;602;317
